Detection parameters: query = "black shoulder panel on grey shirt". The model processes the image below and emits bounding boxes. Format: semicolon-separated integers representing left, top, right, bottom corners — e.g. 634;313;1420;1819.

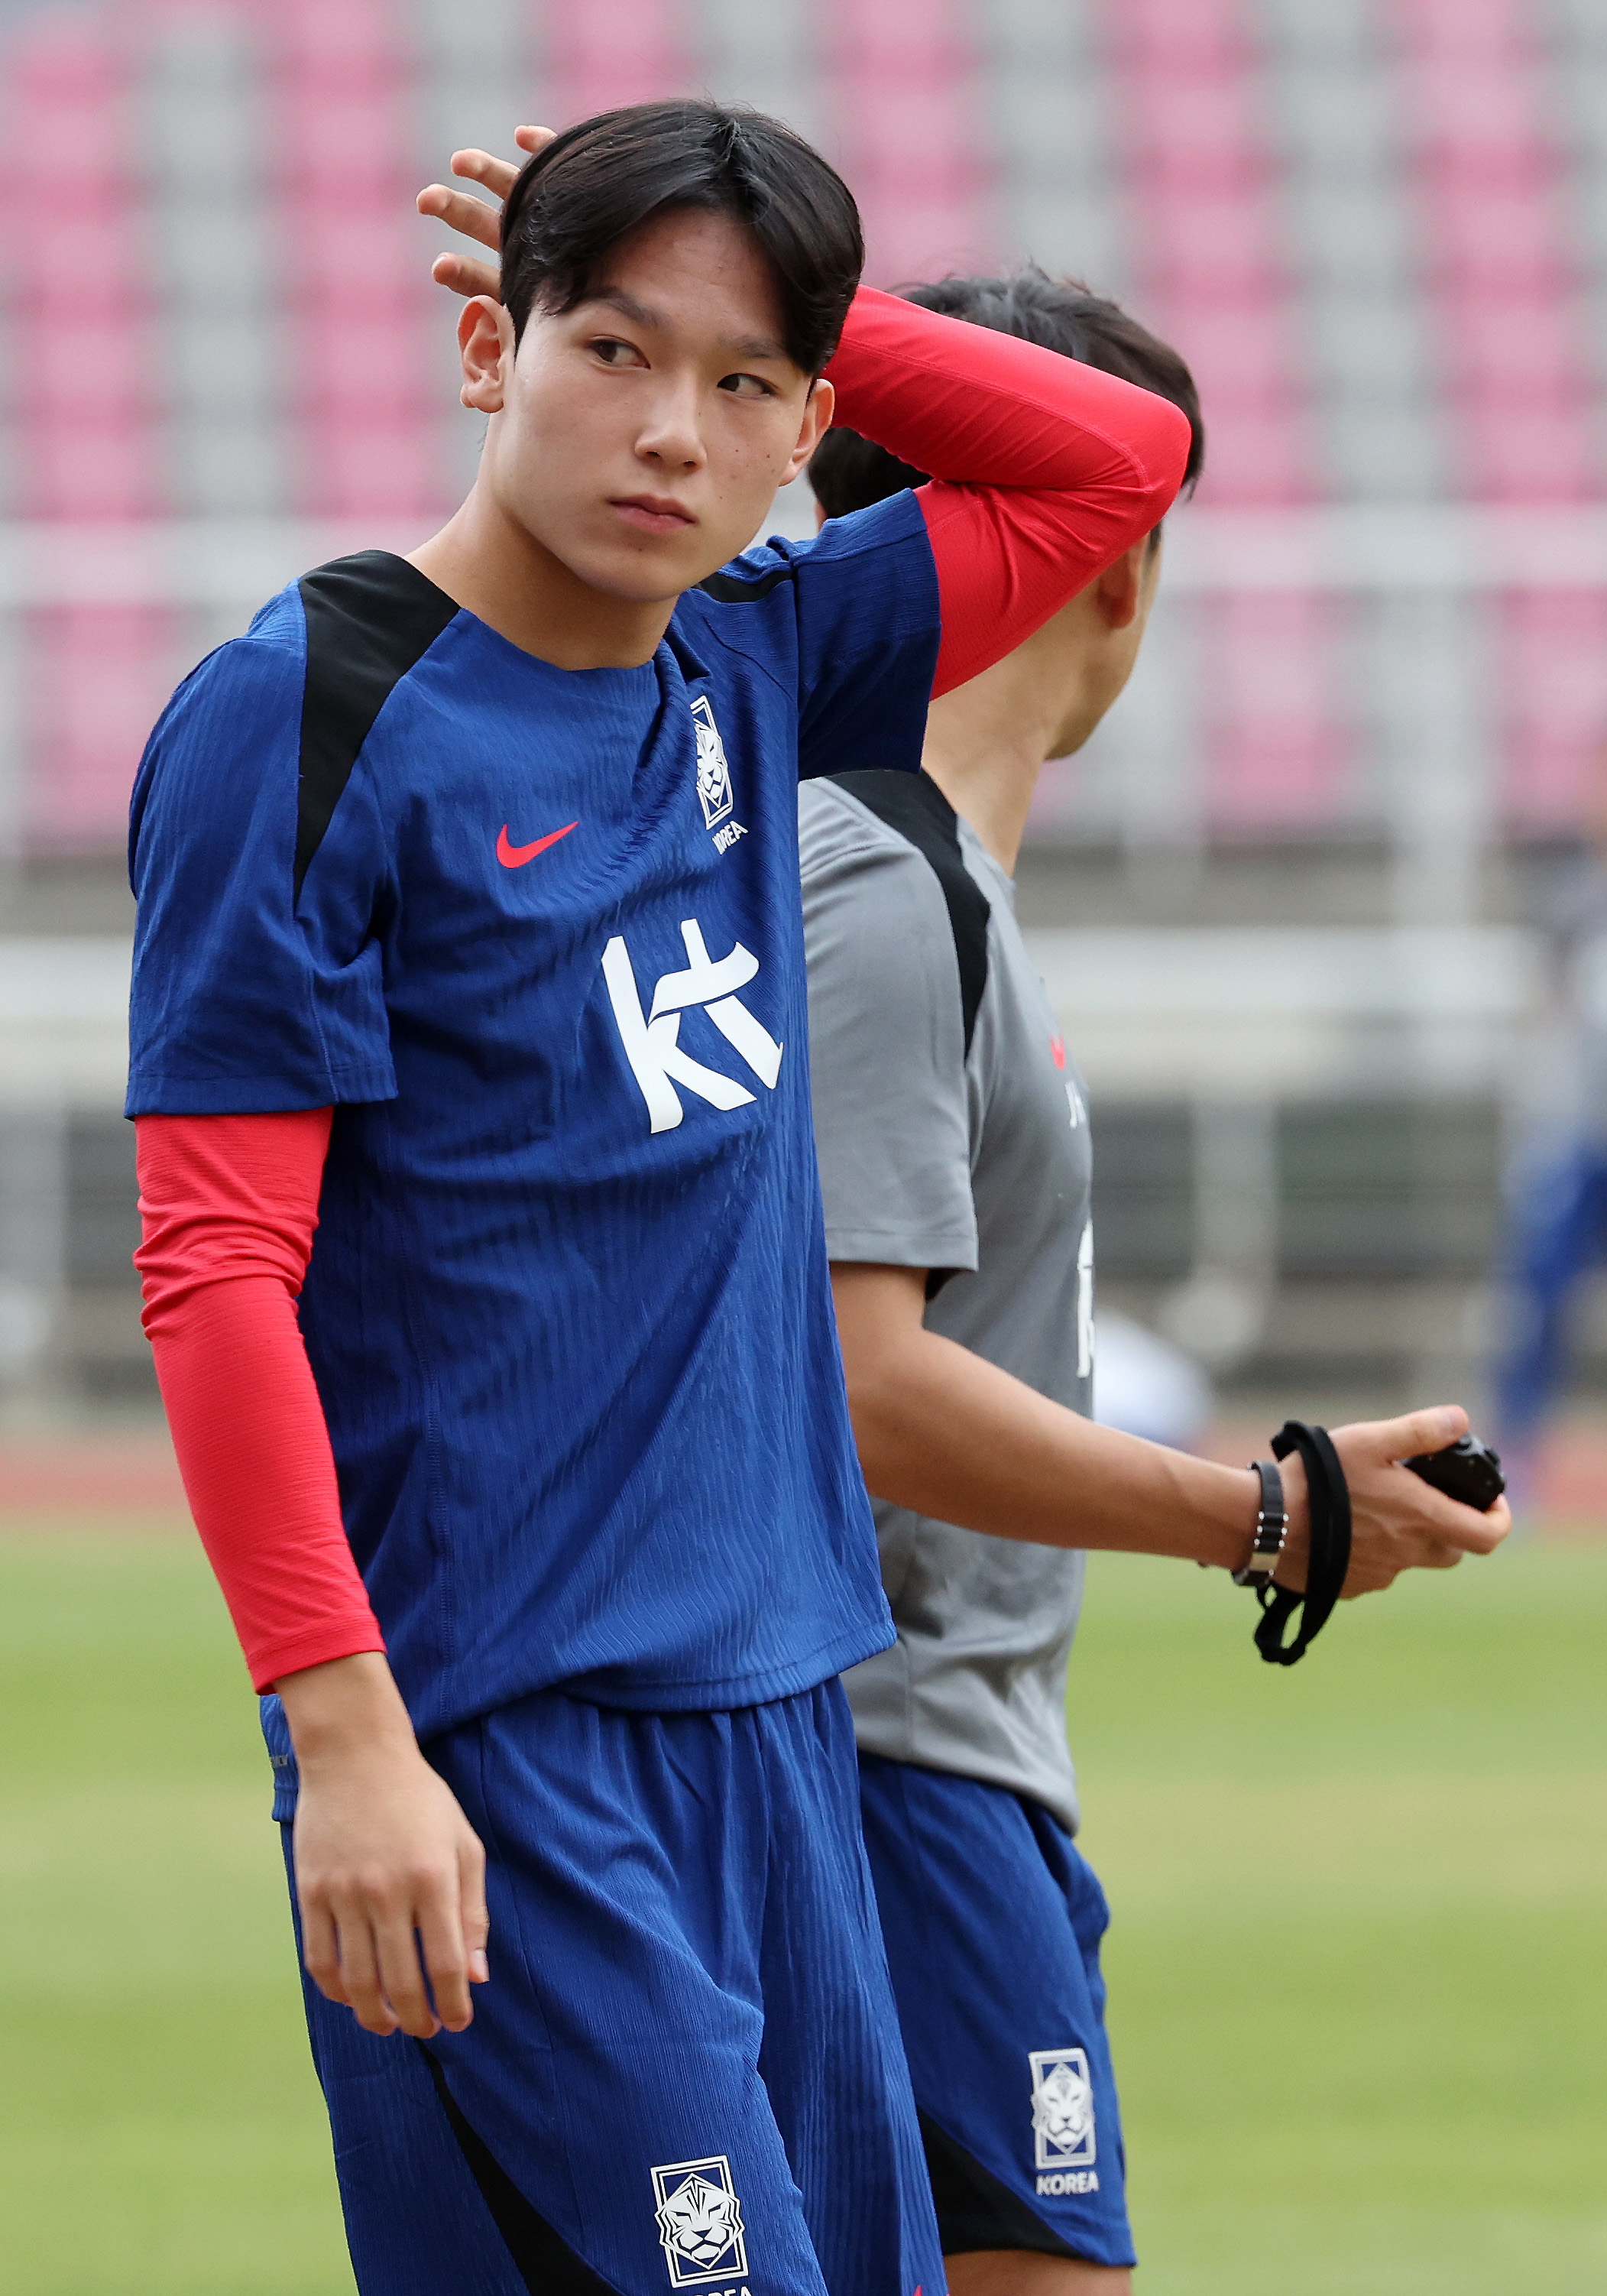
295;552;460;897
827;769;990;1054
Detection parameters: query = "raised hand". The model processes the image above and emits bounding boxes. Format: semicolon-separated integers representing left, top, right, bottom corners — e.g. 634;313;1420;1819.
417;124;553;302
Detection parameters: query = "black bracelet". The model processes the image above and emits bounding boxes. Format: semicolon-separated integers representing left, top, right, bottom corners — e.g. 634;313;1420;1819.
1247;1421;1353;1668
1231;1459;1288;1590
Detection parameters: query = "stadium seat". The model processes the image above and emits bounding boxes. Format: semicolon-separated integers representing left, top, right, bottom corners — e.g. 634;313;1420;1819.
23;608;181;849
1157;303;1303;404
260;9;452;518
1386;0;1601;493
1119;77;1267;193
547;0;694;118
0;10;177;848
1498;589;1607;830
1201;592;1351;832
821;0;994;280
1136;194;1285;299
1103;0;1250;74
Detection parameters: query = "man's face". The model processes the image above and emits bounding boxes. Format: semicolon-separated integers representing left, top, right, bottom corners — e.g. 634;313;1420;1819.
468;207;832;604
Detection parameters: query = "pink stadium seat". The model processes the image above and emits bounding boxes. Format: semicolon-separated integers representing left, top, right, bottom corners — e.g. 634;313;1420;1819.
833;77;988;225
1392;0;1607;827
1448;299;1593;396
1457;409;1602;503
270;0;397;65
296;212;426;307
546;1;692;120
831;0;974;74
1421;186;1575;293
24;607;182;849
300;423;445;522
1134;193;1285;298
1498;591;1607;831
1396;0;1530;60
1158;303;1304;403
261;5;452;517
277;97;413;196
1184;418;1314;508
0;10;177;849
1098;0;1317;505
1392;1;1602;508
10;321;154;421
21;426;163;523
1093;0;1342;827
818;0;995;282
1123;77;1268;193
1104;0;1250;74
1202;593;1349;832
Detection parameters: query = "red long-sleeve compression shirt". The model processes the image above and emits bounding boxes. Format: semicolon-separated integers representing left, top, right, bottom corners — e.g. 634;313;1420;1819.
138;286;1191;1691
832;286;1190;696
136;1109;385;1691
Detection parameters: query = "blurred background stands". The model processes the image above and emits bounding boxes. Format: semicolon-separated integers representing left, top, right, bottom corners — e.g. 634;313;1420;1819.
2;0;1605;1438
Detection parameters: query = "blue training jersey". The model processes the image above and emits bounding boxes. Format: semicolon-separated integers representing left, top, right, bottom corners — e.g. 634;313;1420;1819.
127;491;941;1733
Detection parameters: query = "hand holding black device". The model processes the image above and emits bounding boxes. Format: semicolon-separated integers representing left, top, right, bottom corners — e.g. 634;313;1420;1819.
1248;1423;1505;1667
1401;1433;1505;1512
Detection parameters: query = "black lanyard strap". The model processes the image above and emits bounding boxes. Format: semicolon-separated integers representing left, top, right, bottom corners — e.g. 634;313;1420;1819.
1252;1420;1353;1666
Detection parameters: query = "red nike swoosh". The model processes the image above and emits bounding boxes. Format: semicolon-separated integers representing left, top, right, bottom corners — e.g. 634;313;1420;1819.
497;821;578;867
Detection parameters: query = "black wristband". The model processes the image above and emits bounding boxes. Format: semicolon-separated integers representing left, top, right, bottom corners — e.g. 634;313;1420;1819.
1249;1421;1353;1667
1231;1459;1288;1590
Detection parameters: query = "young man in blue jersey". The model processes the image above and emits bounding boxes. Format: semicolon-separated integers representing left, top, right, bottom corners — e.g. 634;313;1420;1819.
131;104;1192;2295
425;168;1508;2294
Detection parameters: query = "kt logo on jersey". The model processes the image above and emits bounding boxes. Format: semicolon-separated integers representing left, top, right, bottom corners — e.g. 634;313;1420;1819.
603;919;783;1133
650;2154;750;2287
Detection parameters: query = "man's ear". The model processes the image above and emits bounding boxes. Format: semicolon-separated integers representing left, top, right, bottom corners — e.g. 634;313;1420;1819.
781;376;834;486
458;294;514;414
1094;539;1148;631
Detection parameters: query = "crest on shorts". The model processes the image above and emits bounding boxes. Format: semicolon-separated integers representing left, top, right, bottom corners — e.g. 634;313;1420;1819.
691;696;734;830
650;2154;749;2286
1029;2046;1097;2170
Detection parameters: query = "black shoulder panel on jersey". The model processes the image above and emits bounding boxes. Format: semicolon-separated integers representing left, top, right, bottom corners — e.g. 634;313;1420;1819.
294;551;460;898
828;768;990;1056
696;563;795;604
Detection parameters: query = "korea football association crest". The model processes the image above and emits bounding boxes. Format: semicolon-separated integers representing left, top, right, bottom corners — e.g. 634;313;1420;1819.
651;2154;749;2287
691;694;734;830
1030;2046;1097;2172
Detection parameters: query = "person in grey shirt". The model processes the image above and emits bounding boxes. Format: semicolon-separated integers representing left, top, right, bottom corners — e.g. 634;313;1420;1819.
802;274;1511;2294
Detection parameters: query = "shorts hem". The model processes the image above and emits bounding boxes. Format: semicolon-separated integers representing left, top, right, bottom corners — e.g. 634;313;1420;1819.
921;2110;1135;2270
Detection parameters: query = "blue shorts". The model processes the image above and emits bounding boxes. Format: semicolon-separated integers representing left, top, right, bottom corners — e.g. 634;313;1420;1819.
857;1754;1136;2271
267;1683;944;2296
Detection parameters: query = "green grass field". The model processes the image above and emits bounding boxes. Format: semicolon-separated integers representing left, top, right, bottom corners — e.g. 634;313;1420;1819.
2;1529;1604;2294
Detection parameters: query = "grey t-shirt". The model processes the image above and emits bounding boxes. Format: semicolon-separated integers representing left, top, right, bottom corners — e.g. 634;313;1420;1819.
799;773;1093;1834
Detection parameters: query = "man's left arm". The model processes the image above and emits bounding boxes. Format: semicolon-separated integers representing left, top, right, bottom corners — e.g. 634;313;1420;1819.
831;1260;1510;1595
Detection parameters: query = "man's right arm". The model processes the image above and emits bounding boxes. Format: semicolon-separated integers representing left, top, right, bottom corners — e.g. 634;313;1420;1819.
136;1110;488;2037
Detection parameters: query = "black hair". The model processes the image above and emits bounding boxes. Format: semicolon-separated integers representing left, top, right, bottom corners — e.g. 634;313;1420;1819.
810;268;1206;519
499;99;863;376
